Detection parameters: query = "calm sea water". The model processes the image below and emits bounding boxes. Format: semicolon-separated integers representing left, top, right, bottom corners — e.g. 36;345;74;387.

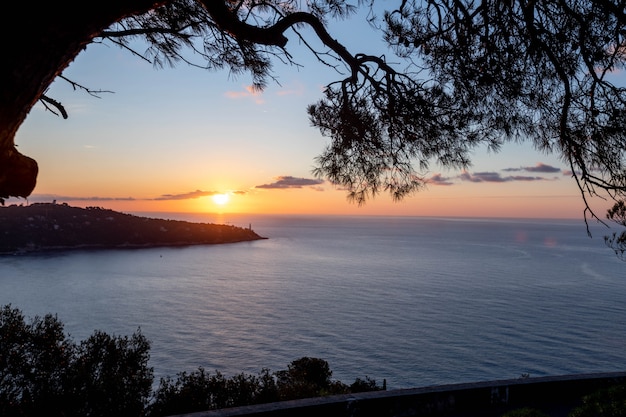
0;214;625;390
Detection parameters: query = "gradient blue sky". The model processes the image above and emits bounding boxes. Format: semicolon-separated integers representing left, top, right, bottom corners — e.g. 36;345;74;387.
7;9;613;219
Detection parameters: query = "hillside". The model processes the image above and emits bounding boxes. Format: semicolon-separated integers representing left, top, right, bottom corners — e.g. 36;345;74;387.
0;203;265;254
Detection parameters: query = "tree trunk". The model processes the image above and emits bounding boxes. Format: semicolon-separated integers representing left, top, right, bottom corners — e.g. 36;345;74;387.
0;0;168;200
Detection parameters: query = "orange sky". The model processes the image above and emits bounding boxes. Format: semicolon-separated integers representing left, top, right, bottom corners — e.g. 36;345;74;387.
20;177;605;220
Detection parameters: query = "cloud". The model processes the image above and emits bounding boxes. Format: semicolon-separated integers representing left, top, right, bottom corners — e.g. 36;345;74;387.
22;194;136;202
18;189;248;203
275;82;305;97
459;171;547;183
152;190;218;201
255;176;325;189
224;85;265;104
508;175;549;181
460;171;507;182
525;163;561;173
503;163;561;173
427;173;454;186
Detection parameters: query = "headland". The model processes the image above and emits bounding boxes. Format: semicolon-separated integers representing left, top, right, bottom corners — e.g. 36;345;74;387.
0;203;265;254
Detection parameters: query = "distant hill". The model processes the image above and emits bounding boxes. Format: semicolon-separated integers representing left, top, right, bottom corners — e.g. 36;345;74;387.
0;203;265;254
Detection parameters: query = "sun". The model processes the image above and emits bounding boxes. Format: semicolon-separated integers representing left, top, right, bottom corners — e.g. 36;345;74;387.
211;193;230;205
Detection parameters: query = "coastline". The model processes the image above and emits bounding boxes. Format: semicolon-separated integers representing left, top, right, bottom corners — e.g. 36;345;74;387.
0;203;266;255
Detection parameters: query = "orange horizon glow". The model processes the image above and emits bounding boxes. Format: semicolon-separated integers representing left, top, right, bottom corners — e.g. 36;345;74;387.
10;186;610;221
10;158;612;221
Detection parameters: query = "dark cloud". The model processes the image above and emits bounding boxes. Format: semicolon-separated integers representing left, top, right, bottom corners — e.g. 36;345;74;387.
459;171;547;183
427;173;454;186
509;175;547;181
525;163;561;173
23;194;136;202
503;163;561;173
152;190;216;201
82;196;135;201
21;190;248;203
458;171;478;182
460;171;507;182
256;176;325;189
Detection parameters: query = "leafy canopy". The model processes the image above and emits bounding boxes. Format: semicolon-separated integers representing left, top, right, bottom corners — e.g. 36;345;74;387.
312;0;626;209
72;0;626;215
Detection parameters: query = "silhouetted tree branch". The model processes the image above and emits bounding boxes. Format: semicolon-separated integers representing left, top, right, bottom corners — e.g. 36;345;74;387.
39;96;68;119
605;200;626;260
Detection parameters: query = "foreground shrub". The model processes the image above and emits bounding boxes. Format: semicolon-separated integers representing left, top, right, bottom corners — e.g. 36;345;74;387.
0;305;72;417
0;305;153;417
66;330;153;417
147;357;385;416
350;376;386;393
275;356;341;400
1;305;385;417
502;408;551;417
569;384;626;417
147;368;279;416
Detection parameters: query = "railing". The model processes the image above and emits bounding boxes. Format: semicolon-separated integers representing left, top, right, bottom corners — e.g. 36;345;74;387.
169;371;626;417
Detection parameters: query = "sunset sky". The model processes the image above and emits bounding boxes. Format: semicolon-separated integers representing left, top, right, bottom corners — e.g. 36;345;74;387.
7;11;616;219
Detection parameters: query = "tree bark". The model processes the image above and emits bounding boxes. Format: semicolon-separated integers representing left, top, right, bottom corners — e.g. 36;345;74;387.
0;0;168;199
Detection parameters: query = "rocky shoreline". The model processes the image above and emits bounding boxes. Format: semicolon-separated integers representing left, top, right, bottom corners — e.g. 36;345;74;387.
0;203;266;255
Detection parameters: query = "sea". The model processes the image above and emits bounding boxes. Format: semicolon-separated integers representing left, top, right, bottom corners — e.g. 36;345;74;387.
1;214;625;390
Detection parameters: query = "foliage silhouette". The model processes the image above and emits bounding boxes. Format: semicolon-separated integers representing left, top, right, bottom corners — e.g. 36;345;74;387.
0;305;153;417
501;408;551;417
569;383;626;417
1;305;384;417
148;356;385;416
605;200;626;260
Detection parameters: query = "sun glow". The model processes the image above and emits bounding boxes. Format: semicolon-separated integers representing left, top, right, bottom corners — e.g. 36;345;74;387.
212;193;230;205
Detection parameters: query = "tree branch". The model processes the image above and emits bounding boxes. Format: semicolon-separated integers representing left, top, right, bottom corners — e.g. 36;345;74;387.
57;75;114;97
197;1;359;73
39;96;68;119
197;0;289;47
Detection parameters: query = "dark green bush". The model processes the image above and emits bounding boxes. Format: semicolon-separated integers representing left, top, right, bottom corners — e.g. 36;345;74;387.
147;367;281;416
1;305;385;417
0;305;73;417
275;356;339;400
350;376;386;393
569;384;626;417
66;330;153;417
0;304;153;417
147;358;385;416
502;408;551;417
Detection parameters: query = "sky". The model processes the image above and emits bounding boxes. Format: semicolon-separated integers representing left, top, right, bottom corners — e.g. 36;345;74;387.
6;9;616;219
